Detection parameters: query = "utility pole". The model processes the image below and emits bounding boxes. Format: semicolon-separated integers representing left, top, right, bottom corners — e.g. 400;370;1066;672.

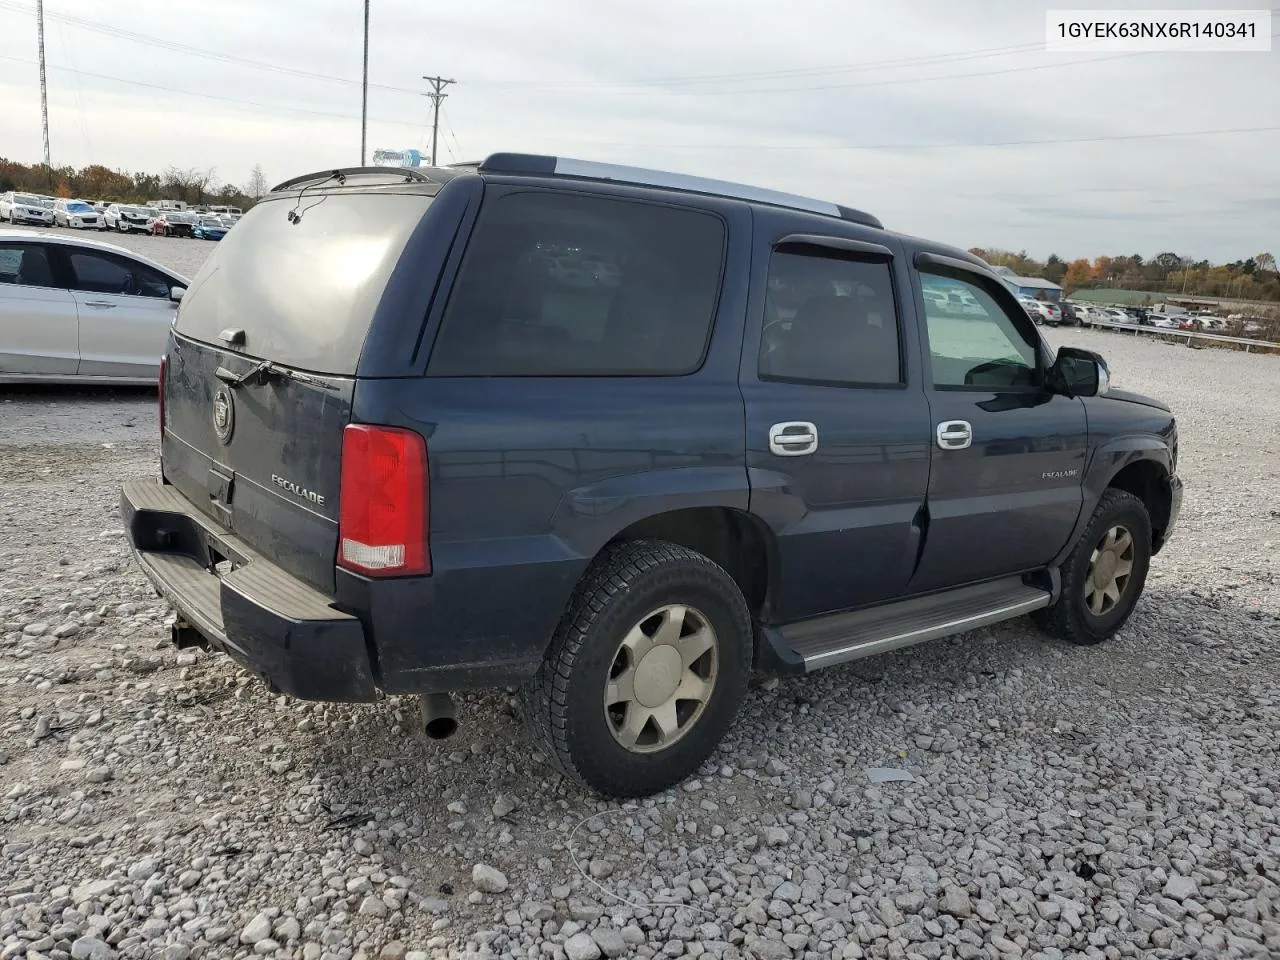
360;0;370;165
36;0;51;175
422;75;455;167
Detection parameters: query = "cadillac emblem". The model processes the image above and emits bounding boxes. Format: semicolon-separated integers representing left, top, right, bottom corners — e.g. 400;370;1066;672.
212;386;235;444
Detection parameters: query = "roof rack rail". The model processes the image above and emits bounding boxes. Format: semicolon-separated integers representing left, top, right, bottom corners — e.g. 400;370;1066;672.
477;153;882;229
269;167;434;193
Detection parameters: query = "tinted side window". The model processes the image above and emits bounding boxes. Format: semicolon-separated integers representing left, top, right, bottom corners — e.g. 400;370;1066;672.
920;269;1039;389
759;249;901;386
428;191;725;376
0;244;57;288
67;251;172;298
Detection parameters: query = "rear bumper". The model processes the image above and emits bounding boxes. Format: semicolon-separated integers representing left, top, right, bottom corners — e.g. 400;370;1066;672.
120;481;378;701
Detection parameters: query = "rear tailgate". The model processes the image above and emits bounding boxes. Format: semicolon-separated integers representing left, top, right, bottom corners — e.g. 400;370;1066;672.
163;336;351;592
162;188;438;594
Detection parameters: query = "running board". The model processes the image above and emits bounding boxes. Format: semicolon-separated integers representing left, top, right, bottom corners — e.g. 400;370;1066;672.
780;576;1051;672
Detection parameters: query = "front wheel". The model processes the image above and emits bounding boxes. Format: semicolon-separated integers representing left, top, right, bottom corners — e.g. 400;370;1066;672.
522;540;752;798
1033;489;1152;645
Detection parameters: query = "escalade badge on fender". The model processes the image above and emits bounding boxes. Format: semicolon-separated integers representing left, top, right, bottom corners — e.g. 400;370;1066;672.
212;386;235;444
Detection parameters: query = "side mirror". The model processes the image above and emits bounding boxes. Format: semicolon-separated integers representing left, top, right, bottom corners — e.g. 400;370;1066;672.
1050;346;1109;397
170;286;186;303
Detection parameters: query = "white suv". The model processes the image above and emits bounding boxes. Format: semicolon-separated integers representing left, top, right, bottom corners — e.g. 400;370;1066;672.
53;199;105;230
0;192;55;226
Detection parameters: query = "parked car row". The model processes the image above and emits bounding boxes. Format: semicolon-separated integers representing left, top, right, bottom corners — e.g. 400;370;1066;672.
0;192;236;240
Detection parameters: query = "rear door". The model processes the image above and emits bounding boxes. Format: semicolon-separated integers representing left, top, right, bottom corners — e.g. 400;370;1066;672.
0;240;78;376
56;246;178;379
909;252;1087;592
742;216;931;623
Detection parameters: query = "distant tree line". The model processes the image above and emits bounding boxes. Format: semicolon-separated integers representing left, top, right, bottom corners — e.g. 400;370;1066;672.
0;159;270;210
970;247;1280;304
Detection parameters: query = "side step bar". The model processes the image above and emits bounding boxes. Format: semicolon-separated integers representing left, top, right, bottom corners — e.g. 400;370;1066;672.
777;576;1051;672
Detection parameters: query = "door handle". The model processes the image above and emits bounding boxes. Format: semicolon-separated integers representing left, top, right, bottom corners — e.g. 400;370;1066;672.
936;420;973;450
769;421;819;456
83;301;117;308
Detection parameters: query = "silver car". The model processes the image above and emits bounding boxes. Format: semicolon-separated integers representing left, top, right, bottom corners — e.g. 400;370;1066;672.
0;229;187;384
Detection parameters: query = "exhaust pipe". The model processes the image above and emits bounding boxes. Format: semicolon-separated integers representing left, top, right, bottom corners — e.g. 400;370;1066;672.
420;692;458;740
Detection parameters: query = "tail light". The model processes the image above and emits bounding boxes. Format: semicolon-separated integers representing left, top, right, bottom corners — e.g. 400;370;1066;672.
158;355;167;440
338;424;430;577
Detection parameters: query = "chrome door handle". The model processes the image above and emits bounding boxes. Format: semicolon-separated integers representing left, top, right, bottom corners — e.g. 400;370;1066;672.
83;301;117;308
769;421;818;456
936;420;972;450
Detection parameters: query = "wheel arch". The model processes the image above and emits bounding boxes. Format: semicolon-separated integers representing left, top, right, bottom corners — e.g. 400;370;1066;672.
1106;458;1173;552
605;505;778;624
1052;439;1173;567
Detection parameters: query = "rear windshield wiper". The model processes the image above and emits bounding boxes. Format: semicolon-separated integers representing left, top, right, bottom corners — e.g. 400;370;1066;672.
214;361;337;391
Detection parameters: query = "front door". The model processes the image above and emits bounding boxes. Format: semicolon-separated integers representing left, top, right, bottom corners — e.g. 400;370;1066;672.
0;241;78;376
57;247;177;379
909;255;1087;592
743;232;931;623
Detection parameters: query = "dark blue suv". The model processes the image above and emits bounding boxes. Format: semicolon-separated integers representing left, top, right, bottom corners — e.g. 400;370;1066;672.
121;154;1182;797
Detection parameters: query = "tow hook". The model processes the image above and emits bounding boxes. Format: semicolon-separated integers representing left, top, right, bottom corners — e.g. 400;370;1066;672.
171;617;207;650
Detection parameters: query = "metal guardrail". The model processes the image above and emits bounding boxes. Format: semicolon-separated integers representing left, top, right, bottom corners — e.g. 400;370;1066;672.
1079;318;1280;352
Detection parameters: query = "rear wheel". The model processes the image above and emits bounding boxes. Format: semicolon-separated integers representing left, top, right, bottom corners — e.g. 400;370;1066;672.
1033;489;1152;645
523;540;751;798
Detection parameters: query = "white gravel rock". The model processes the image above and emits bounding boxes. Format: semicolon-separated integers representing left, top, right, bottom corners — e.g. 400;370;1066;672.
564;932;602;960
471;863;508;893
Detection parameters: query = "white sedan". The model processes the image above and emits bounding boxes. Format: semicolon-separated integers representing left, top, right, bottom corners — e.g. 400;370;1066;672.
0;192;55;226
0;229;187;383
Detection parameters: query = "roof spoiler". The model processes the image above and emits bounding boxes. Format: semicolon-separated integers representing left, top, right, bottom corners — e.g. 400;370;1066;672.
269;167;435;193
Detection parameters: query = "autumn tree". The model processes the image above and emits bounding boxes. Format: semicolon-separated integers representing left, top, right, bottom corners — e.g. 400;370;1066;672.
72;164;133;200
1256;252;1277;275
1063;258;1092;291
1091;256;1113;281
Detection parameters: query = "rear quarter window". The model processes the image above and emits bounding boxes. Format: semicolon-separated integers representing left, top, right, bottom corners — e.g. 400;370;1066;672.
427;191;726;377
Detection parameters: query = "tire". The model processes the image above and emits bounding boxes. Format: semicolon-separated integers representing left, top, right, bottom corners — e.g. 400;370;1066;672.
1033;489;1152;646
522;539;752;798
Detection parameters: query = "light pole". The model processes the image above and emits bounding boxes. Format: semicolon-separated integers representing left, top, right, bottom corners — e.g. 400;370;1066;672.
36;0;51;175
361;0;369;165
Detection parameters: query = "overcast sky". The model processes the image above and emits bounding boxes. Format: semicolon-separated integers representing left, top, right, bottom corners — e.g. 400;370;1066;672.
0;0;1276;261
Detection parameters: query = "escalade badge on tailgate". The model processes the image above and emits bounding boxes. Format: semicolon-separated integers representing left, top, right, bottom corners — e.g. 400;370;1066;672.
212;386;235;444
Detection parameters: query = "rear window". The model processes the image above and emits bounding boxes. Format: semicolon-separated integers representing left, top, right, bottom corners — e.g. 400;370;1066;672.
174;191;434;374
427;191;725;376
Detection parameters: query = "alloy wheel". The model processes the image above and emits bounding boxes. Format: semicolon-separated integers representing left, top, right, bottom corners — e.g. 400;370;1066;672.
604;603;718;754
1085;524;1135;616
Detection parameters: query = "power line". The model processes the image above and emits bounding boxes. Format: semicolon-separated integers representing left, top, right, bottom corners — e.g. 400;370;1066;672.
3;53;1276;155
0;1;1059;94
442;105;465;160
422;75;455;167
0;52;424;128
6;0;1269;101
4;52;1276;155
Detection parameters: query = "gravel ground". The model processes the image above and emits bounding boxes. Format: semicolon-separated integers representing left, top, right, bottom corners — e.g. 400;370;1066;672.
2;326;1278;960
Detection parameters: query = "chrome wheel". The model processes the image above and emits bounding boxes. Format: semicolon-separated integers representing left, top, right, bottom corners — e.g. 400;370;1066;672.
1085;524;1134;616
604;603;718;754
